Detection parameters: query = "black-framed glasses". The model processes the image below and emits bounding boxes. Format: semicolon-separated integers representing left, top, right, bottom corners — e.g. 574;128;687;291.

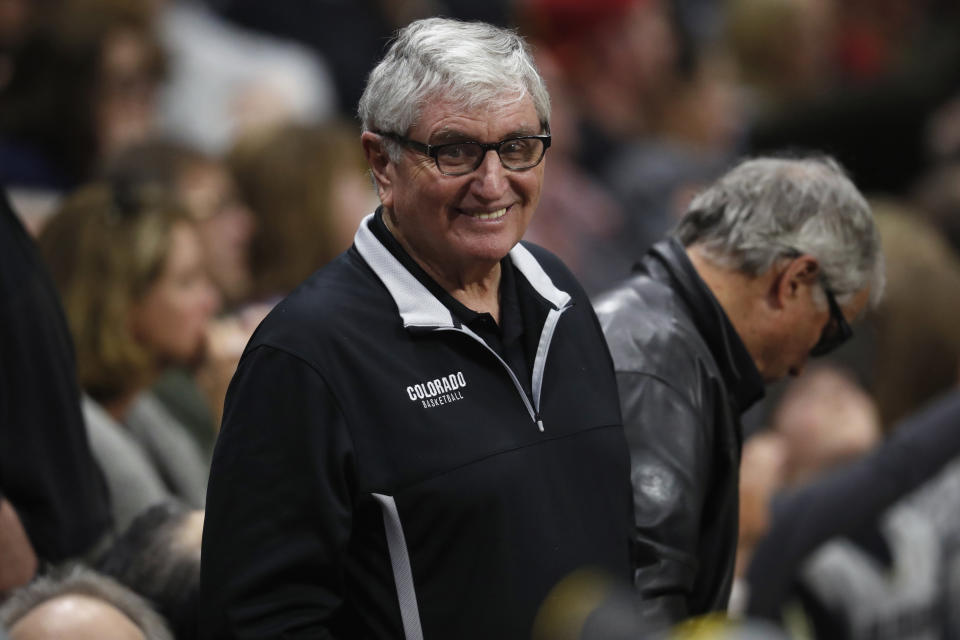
377;131;551;176
810;283;853;357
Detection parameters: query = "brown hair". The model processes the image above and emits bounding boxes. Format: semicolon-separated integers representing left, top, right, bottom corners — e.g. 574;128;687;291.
38;181;191;402
869;202;960;428
229;121;368;298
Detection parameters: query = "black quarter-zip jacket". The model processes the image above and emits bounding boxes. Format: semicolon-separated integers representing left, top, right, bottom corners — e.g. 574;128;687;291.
200;214;634;639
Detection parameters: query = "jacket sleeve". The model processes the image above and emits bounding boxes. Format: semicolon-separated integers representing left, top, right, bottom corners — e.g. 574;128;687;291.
616;371;712;627
200;345;356;639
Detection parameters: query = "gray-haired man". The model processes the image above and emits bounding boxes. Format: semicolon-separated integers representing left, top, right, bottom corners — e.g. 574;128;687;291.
594;156;885;628
201;16;633;639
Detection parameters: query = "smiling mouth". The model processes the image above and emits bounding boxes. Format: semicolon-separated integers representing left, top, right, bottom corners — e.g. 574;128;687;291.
469;207;507;220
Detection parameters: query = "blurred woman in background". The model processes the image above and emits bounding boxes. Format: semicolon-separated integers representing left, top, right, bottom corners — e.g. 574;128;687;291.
0;0;164;193
228;120;375;301
38;182;219;531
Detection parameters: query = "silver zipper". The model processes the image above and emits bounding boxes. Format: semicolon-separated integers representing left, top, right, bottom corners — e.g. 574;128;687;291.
433;303;570;432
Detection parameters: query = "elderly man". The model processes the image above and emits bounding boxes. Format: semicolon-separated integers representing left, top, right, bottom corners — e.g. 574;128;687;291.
594;156;884;627
199;17;633;639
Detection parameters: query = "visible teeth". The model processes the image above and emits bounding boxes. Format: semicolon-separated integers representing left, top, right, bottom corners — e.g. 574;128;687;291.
473;208;506;220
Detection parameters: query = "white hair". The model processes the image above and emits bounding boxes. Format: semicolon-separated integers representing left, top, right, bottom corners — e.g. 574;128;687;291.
358;17;550;160
675;155;885;307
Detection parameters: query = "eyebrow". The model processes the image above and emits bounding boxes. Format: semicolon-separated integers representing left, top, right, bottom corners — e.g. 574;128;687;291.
429;125;542;144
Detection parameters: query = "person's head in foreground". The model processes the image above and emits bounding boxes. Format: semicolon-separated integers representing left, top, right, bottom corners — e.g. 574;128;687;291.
676;155;884;382
0;565;173;640
97;501;203;640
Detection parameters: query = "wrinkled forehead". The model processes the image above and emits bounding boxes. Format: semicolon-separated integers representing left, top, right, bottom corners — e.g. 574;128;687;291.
410;91;544;138
409;87;542;132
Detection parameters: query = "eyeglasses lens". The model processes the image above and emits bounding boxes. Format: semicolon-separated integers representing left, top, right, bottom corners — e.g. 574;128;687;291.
435;138;546;175
810;288;852;357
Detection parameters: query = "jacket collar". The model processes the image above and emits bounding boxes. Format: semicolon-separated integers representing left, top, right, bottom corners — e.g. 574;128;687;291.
354;212;571;329
644;238;765;414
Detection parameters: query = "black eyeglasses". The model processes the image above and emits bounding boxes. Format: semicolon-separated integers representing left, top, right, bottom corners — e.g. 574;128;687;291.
377;131;551;176
810;283;853;357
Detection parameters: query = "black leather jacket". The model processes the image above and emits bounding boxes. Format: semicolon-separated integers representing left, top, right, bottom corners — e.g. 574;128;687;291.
594;238;765;627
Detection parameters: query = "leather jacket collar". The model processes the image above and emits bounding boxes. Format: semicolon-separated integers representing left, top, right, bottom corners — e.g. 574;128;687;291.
641;238;765;416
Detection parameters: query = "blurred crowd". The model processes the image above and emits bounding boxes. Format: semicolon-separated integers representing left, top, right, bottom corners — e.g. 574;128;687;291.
1;0;959;638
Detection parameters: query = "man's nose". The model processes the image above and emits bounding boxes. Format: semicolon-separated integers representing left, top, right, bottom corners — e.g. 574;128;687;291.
470;150;508;199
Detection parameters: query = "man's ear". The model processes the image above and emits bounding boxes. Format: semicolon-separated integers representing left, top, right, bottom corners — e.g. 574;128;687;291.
770;255;820;307
361;131;393;207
